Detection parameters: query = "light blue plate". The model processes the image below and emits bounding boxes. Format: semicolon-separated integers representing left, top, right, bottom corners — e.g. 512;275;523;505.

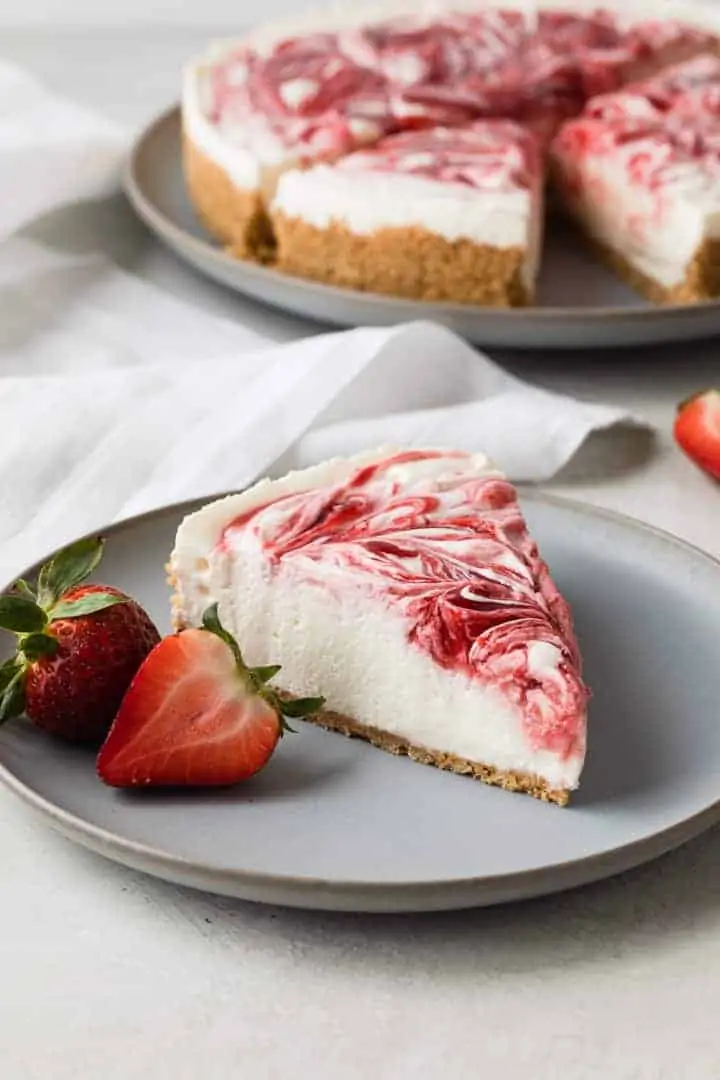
1;492;719;912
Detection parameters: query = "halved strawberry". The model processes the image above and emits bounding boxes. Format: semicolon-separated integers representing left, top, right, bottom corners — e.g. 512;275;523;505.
97;605;324;788
674;388;720;481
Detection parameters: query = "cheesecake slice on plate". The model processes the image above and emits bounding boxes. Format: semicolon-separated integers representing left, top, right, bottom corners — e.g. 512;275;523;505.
169;448;588;805
272;120;545;306
551;55;720;303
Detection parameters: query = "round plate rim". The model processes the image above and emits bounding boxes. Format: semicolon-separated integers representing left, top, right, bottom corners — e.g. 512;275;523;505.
123;104;720;328
2;490;720;910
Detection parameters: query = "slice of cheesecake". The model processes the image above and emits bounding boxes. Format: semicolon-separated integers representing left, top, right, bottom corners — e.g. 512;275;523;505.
272;120;544;306
169;448;588;805
550;55;720;304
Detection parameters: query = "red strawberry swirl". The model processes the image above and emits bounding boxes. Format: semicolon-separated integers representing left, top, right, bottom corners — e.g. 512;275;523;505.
205;12;718;155
337;120;539;191
221;451;588;759
586;55;720;123
338;13;524;86
210;34;394;154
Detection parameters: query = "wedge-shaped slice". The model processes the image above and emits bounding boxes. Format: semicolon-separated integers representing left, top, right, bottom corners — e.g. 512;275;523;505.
552;111;720;301
169;448;588;805
272;120;544;306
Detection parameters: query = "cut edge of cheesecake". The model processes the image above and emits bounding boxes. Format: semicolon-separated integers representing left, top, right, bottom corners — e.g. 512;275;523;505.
270;121;543;307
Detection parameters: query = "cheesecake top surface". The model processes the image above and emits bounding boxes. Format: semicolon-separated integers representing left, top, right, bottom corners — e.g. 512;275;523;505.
188;2;718;160
333;120;542;192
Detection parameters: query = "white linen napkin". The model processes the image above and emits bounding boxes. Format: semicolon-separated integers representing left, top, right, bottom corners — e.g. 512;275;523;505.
0;65;650;583
0;62;125;240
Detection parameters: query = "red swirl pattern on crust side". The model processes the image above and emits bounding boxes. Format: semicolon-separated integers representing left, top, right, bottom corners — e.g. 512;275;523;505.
221;451;588;759
206;10;718;159
336;120;541;192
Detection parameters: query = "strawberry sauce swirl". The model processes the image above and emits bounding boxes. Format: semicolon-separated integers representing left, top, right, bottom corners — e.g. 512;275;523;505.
206;10;716;154
554;53;720;215
222;452;588;758
337;121;539;191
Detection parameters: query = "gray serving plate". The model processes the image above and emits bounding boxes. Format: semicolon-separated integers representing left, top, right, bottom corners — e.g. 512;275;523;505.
1;492;719;912
124;106;720;350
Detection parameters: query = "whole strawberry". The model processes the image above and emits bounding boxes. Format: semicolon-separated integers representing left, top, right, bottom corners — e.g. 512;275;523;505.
0;537;160;745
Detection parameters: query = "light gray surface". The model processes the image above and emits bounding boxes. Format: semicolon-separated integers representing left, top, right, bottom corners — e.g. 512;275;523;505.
5;26;720;1080
2;495;720;913
0;0;330;25
128;107;720;350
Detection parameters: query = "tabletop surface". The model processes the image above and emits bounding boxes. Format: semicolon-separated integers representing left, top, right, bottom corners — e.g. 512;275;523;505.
3;26;720;1080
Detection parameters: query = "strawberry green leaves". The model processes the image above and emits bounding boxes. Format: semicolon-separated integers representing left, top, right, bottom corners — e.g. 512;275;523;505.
0;540;160;744
0;661;25;723
0;539;131;728
0;596;47;633
0;540;127;642
50;592;127;621
19;634;59;661
36;536;105;609
280;696;327;718
252;664;282;685
12;580;36;601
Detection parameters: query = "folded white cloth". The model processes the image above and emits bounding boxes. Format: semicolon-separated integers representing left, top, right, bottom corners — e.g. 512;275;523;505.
0;65;650;583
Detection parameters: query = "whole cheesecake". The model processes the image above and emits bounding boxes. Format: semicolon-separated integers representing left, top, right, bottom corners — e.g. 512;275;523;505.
182;0;720;305
169;448;589;805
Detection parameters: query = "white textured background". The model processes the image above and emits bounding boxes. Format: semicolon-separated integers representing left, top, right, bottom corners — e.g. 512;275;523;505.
0;0;326;24
2;0;719;23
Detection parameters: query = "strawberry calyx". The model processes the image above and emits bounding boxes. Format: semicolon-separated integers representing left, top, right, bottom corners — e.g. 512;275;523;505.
0;537;128;724
200;603;325;734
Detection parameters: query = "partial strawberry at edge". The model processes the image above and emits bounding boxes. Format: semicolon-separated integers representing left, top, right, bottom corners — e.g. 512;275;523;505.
674;388;720;481
0;538;160;745
97;605;325;789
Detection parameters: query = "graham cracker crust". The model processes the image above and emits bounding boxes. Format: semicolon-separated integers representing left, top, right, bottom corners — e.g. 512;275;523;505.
566;218;720;304
182;133;274;261
301;704;570;806
272;212;533;307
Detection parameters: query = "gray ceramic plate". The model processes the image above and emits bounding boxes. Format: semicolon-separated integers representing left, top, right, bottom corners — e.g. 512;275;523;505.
124;106;720;350
1;492;720;912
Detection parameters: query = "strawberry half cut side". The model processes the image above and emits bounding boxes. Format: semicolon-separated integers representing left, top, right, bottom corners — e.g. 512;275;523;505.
0;537;160;744
97;604;325;788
